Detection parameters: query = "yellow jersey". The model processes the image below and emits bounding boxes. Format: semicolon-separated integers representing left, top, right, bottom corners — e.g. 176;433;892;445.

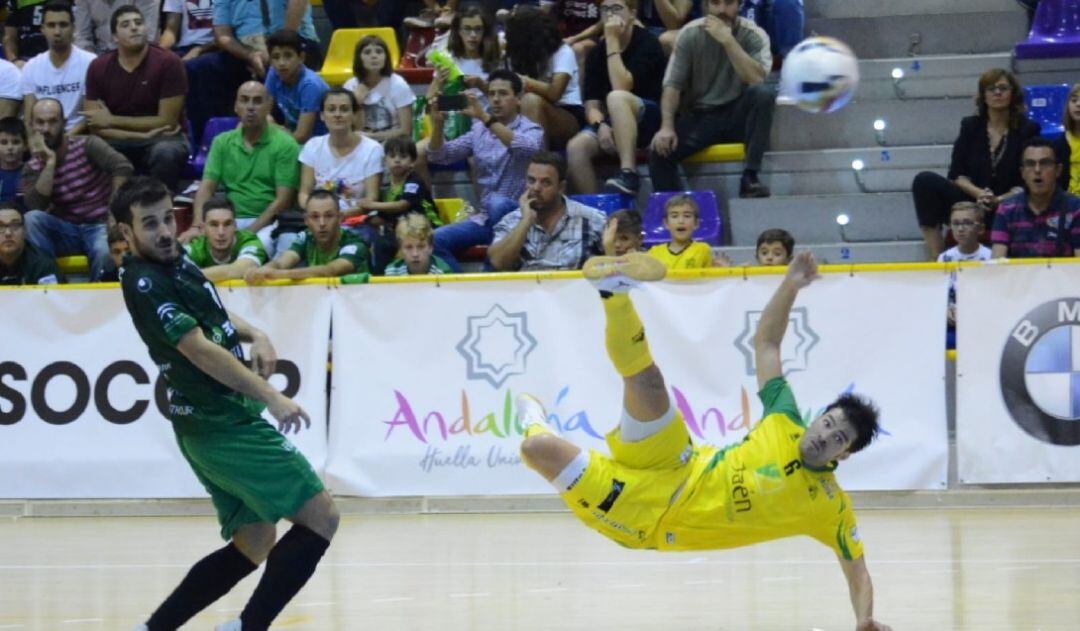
1068;131;1080;196
656;378;864;560
647;241;713;270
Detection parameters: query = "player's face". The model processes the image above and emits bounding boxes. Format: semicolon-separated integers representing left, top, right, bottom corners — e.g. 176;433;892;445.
756;241;790;266
612;230;642;256
400;235;433;274
42;10;74;49
663;204;699;244
800;408;856;467
0;208;26;259
204;209;238;253
1020;146;1061;198
524;163;565;212
125;197;179;264
270;47;304;84
304;197;342;247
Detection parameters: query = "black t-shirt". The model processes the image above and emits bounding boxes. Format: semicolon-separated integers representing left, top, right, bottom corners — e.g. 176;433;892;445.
0;242;63;284
380;171;440;227
583;26;666;105
5;0;49;59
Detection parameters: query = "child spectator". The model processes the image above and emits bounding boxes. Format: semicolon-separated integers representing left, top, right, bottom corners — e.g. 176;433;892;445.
345;35;415;142
601;208;644;256
265;29;329;144
1053;83;1080;196
755;227;794;266
939;202;991;349
99;224;128;282
440;5;502;105
385;213;454;275
0;116;25;203
646;193;714;269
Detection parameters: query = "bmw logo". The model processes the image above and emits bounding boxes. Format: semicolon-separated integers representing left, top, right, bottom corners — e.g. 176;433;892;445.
1000;299;1080;445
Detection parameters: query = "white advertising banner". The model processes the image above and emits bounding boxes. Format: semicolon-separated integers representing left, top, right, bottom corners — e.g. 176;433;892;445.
0;285;331;498
326;272;949;496
957;263;1080;483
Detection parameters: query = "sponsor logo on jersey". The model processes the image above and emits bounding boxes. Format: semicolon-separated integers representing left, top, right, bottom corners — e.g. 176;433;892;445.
137;277;152;292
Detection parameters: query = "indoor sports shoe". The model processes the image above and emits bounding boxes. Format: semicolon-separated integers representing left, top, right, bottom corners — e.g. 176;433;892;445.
517;393;560;437
215;620;242;631
583;252;666;293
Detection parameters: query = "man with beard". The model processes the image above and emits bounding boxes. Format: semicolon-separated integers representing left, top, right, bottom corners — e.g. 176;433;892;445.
113;177;339;631
648;0;776;198
0;203;63;284
22;97;133;280
183;197;269;281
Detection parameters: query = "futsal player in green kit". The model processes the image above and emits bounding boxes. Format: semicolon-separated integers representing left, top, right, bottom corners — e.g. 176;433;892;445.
113;178;340;631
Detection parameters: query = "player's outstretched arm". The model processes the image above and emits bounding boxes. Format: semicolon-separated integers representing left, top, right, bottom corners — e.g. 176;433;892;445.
176;329;310;433
227;310;277;380
840;555;892;631
752;251;821;389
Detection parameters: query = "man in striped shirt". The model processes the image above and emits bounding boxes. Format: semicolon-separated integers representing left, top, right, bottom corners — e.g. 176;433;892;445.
21;97;133;280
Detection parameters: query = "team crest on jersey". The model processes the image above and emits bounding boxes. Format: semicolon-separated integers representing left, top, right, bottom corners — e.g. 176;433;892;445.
404;182;420;194
849;526;860;542
137;277;152;293
156;302;180;324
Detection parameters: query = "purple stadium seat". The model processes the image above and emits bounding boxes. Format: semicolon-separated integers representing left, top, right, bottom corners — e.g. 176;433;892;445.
1024;84;1070;138
191;116;239;176
569;193;635;215
1015;0;1080;59
642;190;722;247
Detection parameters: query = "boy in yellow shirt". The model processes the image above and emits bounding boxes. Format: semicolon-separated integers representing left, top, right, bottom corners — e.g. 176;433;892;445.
646;194;717;269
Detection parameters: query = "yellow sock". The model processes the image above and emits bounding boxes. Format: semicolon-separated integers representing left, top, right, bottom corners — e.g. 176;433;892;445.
602;293;654;377
524;422;551;439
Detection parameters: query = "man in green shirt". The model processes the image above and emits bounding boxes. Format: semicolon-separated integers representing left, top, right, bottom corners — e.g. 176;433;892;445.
113;177;338;631
0;205;63;284
183;198;269;281
178;81;301;257
245;189;369;283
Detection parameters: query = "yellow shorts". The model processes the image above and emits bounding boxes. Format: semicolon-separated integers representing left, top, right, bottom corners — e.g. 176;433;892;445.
561;411;696;549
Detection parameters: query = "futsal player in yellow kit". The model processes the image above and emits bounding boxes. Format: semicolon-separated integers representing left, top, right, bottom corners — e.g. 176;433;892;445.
518;250;892;631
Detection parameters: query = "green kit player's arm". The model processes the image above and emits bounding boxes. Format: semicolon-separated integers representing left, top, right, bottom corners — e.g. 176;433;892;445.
753;251;821;390
202;257;258;282
175;328;310;434
226;310;277;381
840;556;892;631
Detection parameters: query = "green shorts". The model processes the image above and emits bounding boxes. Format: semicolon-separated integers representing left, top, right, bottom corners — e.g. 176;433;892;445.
176;416;325;540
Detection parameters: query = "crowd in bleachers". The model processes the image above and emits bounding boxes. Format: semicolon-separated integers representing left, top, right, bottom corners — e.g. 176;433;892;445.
0;0;1077;289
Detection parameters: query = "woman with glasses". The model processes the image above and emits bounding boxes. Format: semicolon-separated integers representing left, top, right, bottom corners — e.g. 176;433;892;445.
911;68;1040;260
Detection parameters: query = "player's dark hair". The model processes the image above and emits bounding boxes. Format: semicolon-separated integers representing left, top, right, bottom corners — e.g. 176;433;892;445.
0;116;27;142
203;197;236;217
110;177;170;226
306;188;340;211
319;87;359;112
109;4;142;35
528;150;567;182
383;135;417;160
42;2;74;22
756;228;795;257
826;393;881;455
1021;136;1058;162
266;28;304;55
486;69;523;95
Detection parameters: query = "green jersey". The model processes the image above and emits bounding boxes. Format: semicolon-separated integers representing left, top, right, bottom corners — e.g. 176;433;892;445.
287;228;370;272
381;172;441;227
384;254;453;276
119;253;265;433
184;230;268;268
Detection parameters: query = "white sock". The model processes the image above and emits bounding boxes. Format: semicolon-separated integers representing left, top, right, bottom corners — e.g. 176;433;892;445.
619;403;677;443
551;451;590;493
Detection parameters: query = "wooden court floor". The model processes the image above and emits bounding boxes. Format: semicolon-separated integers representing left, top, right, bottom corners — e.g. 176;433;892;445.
1;508;1079;630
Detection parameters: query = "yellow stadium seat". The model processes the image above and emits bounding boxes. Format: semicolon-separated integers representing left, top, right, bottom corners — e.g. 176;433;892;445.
319;28;401;87
434;198;466;225
56;256;89;275
684;143;746;164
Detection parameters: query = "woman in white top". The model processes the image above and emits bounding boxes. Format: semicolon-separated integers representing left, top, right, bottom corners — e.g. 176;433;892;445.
299;88;384;223
344;35;415;142
504;4;584;149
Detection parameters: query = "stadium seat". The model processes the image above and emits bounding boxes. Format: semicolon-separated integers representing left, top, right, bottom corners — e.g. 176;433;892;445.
434;198;465;225
1015;0;1080;59
56;255;89;275
683;143;746;164
398;26;436;85
320;28;401;87
191;116;238;176
1024;84;1070;138
569;193;634;215
642;190;723;247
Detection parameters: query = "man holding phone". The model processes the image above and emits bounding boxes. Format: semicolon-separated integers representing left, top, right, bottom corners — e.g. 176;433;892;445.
426;68;544;269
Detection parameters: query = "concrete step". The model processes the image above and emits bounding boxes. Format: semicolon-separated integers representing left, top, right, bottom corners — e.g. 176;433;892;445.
771;97;970;151
806;0;1019;20
856;54;1012;101
727;192;920;247
717;240;928;265
1015;57;1080;88
807;10;1027;58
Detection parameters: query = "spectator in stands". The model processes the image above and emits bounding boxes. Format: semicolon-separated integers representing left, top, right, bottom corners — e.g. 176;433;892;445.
566;0;665;194
939;201;991;348
22;98;134;281
601;208;644;256
385;212;455;275
326;0;407;30
4;0;49;66
0;117;25;203
20;3;95;134
98;224;127;281
755;227;793;265
992;137;1080;258
75;0;160;54
738;0;803;60
542;0;603;89
245;189;370;283
265;29;328;145
638;0;696;54
0;58;22;119
427;69;543;270
83;5;188;193
406;0;459;29
912;68;1040;260
0;203;63;284
183;197;269;281
182;81;301;256
489;151;606;271
1053;83;1080;196
648;0;775;198
160;0;214;61
363;135;440;274
645;193;716;268
504;5;585;149
298;88;383;227
267;0;322;68
346;35;415;143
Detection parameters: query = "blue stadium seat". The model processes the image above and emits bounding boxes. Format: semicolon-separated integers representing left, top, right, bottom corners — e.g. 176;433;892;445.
569;193;635;215
1024;84;1070;138
642;190;722;247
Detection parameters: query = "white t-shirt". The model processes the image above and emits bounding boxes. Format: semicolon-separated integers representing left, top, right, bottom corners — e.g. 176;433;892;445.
455;56;491;109
545;43;581;107
343;74;416;135
299;134;385;212
162;0;215;49
20;48;95;130
938;243;991;299
0;59;21;102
